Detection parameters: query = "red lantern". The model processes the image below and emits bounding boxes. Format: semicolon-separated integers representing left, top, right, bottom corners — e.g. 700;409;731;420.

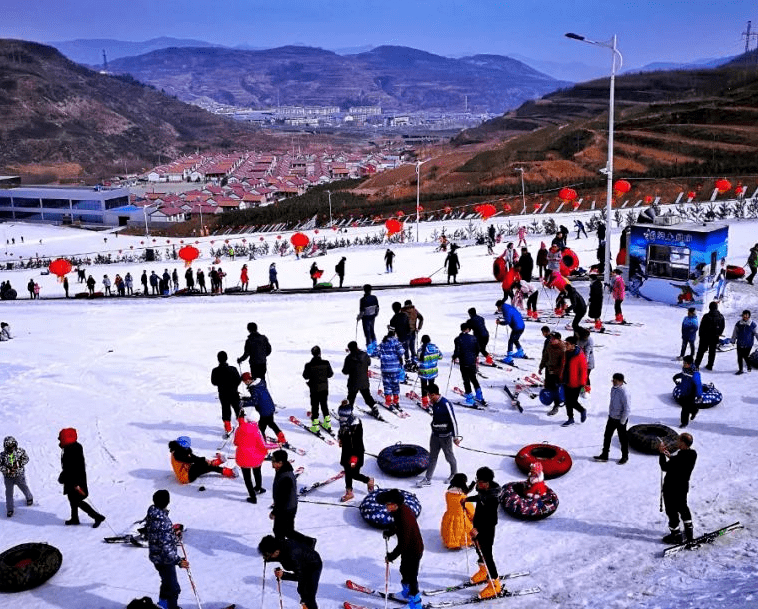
533;203;541;212
277;235;282;240
614;180;631;195
291;232;309;248
416;205;424;213
332;226;338;231
210;240;215;244
351;221;359;228
444;206;452;214
395;210;404;217
477;204;497;220
166;240;170;244
49;258;72;279
178;245;200;267
152;239;156;243
385;218;402;236
180;240;184;244
140;241;144;245
558;188;577;203
503;203;512;213
314;229;319;234
687;191;696;200
715;179;731;194
225;239;230;244
644;195;653;204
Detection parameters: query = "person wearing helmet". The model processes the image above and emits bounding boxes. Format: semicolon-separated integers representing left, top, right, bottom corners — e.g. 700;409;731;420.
1;436;34;517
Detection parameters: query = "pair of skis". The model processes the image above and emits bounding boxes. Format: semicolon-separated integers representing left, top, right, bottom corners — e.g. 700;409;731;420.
265;436;307;456
289;415;337;446
376;388;411;418
452;387;487;409
405;390;433;415
299;471;346;496
662;521;743;557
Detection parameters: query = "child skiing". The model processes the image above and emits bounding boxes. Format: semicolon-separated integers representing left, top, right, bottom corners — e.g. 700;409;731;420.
242;373;286;444
378;329;405;408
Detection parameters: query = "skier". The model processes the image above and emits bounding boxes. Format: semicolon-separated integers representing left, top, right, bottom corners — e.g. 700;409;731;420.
678;307;699;360
514;279;539;321
378;329;405;409
57;427;106;527
401;299;424;363
536;242;548;279
342;341;381;417
358;284;380;353
673;356;703;428
240;264;249;291
144;490;189;609
563;284;587;333
461;467;502;599
659;433;697;544
241;373;286;444
258;535;322;609
384;248;396;273
269;263;279;291
1;436;33;517
539;331;567;417
561;336;588;427
574;219;588;239
445;247;460;283
238;322;272;380
694;301;725;371
168;436;234;484
377;488;424;609
729;309;758;374
337;401;374;502
270;449;316;547
235;409;276;503
594;373;630;464
452;323;483;406
611;268;626;323
440;473;475;549
390;302;412;364
210;350;242;437
302;345;334;432
588;274;604;329
335;256;346;288
417;383;460;487
467;308;492;365
495;298;526;363
417;335;442;408
746;243;758;285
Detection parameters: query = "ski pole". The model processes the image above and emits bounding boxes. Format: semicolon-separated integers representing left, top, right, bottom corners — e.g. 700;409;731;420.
492;323;498;358
384;538;390;609
445;360;454;395
261;561;267;609
276;572;284;609
660;469;664;513
428;265;446;279
177;538;203;609
355;318;359;342
472;539;497;594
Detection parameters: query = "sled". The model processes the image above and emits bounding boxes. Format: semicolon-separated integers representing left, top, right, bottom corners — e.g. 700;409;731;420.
256;284;273;293
224;286;243;294
314;282;333;289
410;277;432;286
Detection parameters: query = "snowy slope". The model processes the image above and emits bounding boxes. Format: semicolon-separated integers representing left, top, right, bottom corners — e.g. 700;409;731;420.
0;214;756;609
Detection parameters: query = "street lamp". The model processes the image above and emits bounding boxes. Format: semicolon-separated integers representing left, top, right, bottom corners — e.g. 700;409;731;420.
415;159;429;242
327;190;332;227
515;167;526;214
565;32;622;287
143;203;159;237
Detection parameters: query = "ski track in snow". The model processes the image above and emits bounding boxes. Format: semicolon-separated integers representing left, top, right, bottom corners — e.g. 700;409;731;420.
0;215;757;608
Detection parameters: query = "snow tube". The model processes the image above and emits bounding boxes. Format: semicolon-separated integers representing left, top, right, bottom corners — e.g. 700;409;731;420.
74;292;89;299
628;424;679;455
256;284;273;293
0;542;62;592
493;258;506;282
359;489;422;529
538;386;565;406
224;286;243;294
410;277;432;286
616;248;627;266
673;383;722;408
546;273;569;291
314;282;333;289
726;265;745;280
748;349;758;369
515;443;572;479
559;248;579;277
377;443;430;477
0;289;17;300
500;481;559;521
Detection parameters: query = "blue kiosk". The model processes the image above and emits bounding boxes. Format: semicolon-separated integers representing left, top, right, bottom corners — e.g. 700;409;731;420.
626;220;729;306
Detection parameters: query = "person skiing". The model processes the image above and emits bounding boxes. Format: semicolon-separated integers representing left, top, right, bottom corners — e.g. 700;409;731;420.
168;436;234;484
378;489;424;609
594;373;630;464
270;449;316;547
563;284;587;334
678;307;699;360
384;248;396;273
611;268;626;323
390;302;412;364
144;490;189;609
574;219;588;239
539;331;567;417
1;436;33;517
401;299;424;364
342;341;381;417
210;350;242;437
514;279;539;321
452;323;483;406
586;273;603;329
335;257;346;288
358;284;380;353
258;535;322;609
242;374;286;444
495;298;526;362
730;309;758;374
445;247;460;283
467;308;492;365
561;336;588;427
302;345;334;432
269;263;279;291
235;409;276;503
378;329;405;409
57;427;106;527
417;383;460;487
746;243;758;285
238;322;272;380
659;433;697;544
417;335;442;408
673;356;703;428
240;264;249;291
440;473;475;549
694;301;725;371
336;401;374;502
461;466;502;599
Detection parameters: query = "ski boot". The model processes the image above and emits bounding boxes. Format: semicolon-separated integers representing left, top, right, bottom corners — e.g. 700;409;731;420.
594;318;603;330
223;420;233;438
276;431;287;444
406;593;422;609
662;528;683;544
397;583;411;601
465;393;475;406
210;453;226;467
470;564;488;584
684;521;694;542
512;347;526;359
222;466;238;479
478;579;502;599
485;354;494;365
320;415;332;432
500;352;514;365
475;388;485;404
615;313;624;323
385;394;394;408
309;418;320;433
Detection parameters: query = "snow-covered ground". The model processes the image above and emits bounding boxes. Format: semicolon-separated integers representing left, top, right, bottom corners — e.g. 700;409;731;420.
0;214;756;609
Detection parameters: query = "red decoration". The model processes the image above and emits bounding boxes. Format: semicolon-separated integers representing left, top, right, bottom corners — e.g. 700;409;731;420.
735;186;744;195
291;232;309;248
332;226;338;231
503;203;512;213
687;191;696;200
644;195;653;204
476;204;497;220
385;218;402;236
49;258;72;279
277;235;282;240
533;203;542;212
614;180;631;194
558;188;577;202
395;210;404;217
416;205;424;213
314;229;319;234
444;206;452;214
225;239;229;244
140;241;144;245
715;178;731;194
166;240;170;244
178;246;200;266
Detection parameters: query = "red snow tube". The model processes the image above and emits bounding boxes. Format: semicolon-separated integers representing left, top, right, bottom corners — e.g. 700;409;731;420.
559;248;579;277
546;273;569;292
493;257;506;282
726;265;745;280
515;443;572;479
410;277;432;286
616;248;627;266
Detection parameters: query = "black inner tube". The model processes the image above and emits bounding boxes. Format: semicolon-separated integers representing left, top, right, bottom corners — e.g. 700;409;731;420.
392;446;418;458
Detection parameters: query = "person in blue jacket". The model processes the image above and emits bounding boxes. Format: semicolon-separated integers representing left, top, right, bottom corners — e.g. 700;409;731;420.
378;329;405;408
145;490;188;609
453;323;483;405
417;335;442;408
242;374;286;444
679;307;699;360
730;309;758;374
269;263;279;291
672;356;702;428
495;299;526;363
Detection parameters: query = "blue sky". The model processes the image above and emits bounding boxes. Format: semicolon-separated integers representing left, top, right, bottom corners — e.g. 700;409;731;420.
3;0;755;70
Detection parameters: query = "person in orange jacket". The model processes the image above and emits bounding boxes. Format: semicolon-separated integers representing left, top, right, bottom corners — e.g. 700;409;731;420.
440;473;475;549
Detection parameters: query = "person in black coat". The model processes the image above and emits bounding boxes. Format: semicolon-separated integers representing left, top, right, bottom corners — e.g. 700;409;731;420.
302;346;334;432
462;466;501;598
211;350;242;437
390;302;412;362
335;257;346;288
336;402;374;501
659;433;697;544
238;322;272;380
588;274;604;327
270;450;315;547
259;535;322;609
452;323;482;403
563;284;587;333
342;341;380;416
694;301;725;370
467;308;490;363
445;249;461;284
518;248;534;282
358;284;380;348
57;428;105;527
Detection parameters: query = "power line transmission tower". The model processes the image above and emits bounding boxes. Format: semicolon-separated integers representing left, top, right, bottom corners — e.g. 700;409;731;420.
742;20;758;53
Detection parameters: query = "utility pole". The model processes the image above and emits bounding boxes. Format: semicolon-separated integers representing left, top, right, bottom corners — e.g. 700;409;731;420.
743;21;757;53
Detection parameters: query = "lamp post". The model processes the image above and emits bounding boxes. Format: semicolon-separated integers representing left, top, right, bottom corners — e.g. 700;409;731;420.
565;32;622;287
415;159;428;242
327;190;332;227
143;203;159;237
515;167;526;214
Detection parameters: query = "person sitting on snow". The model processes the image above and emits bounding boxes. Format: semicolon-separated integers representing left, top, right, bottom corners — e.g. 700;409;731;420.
168;436;236;484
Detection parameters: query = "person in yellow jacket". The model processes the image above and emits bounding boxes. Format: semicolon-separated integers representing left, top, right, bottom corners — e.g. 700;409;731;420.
440;474;475;549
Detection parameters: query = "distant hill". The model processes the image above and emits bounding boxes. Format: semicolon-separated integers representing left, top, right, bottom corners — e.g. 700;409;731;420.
0;39;269;180
48;37;223;66
105;44;570;113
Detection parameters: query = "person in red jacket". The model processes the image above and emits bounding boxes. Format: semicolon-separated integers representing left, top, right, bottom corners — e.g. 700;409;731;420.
235;410;277;503
240;264;249;291
561;336;587;426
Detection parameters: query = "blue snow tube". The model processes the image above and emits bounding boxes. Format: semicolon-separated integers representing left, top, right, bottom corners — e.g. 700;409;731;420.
359;489;422;529
500;481;559;521
538;385;565;406
377;443;430;478
673;383;722;408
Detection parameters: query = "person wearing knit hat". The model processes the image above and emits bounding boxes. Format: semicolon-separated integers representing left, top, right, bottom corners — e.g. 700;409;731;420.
57;428;105;527
336;400;374;502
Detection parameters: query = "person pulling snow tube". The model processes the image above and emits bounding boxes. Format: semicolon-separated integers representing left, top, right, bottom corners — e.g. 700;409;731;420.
673;382;722;408
559;248;579;277
377;443;430;477
500;481;559;521
725;265;745;280
627;423;679;455
359;489;422;529
0;542;62;592
514;443;572;479
493;257;506;282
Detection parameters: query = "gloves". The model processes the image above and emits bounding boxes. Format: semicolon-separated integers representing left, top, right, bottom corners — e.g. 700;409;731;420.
350;456;358;467
382;529;392;540
356;314;362;321
385;553;393;563
237;357;243;364
238;409;246;419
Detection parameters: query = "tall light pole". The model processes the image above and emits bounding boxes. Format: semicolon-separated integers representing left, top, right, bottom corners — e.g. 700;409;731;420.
143;203;159;237
327;190;332;227
565;32;622;287
515;167;526;214
415;159;429;242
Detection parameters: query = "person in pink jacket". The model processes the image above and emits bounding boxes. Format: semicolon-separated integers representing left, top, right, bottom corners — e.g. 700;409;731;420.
611;268;626;323
234;410;277;504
